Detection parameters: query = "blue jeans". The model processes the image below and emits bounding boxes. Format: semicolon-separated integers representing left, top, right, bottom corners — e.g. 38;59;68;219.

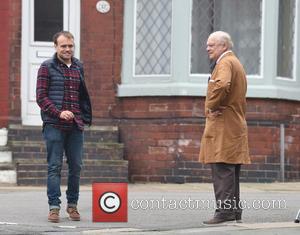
43;124;83;210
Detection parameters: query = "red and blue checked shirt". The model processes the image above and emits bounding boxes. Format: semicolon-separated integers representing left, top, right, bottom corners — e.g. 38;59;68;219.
36;60;84;131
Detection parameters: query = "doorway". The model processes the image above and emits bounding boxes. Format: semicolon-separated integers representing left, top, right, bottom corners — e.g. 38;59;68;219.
21;0;80;125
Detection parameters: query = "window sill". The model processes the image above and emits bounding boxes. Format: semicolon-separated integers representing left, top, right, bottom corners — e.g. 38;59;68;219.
118;83;300;101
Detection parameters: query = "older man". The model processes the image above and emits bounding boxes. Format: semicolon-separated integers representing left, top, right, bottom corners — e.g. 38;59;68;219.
199;31;251;224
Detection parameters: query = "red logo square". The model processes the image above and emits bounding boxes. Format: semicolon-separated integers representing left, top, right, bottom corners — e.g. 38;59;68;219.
92;182;128;222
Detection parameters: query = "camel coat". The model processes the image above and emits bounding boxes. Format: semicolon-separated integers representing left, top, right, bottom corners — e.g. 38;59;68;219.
199;51;250;164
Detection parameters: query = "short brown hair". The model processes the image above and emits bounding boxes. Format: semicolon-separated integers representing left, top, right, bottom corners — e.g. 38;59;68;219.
53;31;74;45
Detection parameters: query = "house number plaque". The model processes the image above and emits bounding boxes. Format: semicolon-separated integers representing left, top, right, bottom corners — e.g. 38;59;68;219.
96;0;110;14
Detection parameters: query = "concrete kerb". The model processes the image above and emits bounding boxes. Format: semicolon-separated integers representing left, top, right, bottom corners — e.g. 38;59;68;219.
80;222;300;235
1;182;300;192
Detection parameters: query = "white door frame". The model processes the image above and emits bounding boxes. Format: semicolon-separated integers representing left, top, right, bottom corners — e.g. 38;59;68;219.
21;0;81;126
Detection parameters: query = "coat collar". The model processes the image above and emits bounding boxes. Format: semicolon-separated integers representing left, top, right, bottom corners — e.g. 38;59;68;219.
52;53;80;67
216;50;233;64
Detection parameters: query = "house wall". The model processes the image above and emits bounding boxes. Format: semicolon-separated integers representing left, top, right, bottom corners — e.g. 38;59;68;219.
115;98;300;183
0;0;11;127
81;0;123;121
3;0;22;125
2;0;300;182
80;1;300;182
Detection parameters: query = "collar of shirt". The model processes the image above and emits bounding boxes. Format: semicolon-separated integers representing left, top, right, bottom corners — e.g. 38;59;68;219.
216;50;233;64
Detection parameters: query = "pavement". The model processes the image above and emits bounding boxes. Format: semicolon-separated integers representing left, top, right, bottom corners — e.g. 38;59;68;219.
0;182;300;234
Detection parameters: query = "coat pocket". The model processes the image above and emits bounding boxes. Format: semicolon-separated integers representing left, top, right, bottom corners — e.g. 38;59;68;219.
206;80;215;99
203;118;215;138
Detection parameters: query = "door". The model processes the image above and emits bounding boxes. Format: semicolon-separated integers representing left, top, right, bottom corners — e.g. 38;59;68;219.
21;0;80;125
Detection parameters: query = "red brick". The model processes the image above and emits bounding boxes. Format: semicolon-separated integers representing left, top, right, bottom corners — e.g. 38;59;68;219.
3;0;300;183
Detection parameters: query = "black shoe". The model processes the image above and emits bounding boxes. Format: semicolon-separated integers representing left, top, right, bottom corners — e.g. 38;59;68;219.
203;217;235;225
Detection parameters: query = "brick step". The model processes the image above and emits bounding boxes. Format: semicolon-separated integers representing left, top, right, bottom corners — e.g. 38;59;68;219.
17;176;128;186
0;163;17;184
16;160;128;185
0;146;10;152
8;125;128;186
8;124;119;143
0;163;16;171
11;141;124;161
0;150;12;164
15;159;127;166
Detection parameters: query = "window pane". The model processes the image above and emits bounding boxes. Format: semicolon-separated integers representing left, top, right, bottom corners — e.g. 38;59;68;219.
135;0;172;75
34;0;63;42
277;0;295;79
191;0;262;75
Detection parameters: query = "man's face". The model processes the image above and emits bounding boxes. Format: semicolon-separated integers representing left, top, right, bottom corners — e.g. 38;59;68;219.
55;35;74;64
206;36;227;61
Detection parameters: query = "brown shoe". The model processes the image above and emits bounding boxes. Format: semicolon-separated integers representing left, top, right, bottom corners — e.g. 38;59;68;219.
48;209;60;223
203;216;235;225
66;207;80;221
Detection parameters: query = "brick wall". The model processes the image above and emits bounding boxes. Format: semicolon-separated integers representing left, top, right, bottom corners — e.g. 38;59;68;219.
80;1;300;183
8;0;21;124
81;0;123;121
115;98;300;183
4;0;300;183
8;0;122;124
0;0;10;127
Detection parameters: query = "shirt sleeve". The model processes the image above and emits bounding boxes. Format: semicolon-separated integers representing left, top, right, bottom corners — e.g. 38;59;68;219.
36;64;61;118
206;61;232;111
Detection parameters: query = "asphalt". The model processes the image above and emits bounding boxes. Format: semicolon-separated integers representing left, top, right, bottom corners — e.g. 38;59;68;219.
0;182;300;234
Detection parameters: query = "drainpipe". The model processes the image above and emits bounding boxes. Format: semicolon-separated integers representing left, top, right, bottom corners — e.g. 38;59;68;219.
280;124;285;182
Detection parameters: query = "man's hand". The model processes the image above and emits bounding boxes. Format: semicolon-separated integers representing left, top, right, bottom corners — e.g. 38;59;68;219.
207;110;222;118
207;106;226;118
60;110;74;120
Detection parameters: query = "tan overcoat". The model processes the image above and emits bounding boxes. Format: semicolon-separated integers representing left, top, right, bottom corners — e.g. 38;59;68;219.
199;52;251;164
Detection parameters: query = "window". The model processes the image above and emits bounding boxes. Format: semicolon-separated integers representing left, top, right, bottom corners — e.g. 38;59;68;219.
277;0;296;79
190;0;262;75
119;0;300;101
34;0;63;42
135;0;172;75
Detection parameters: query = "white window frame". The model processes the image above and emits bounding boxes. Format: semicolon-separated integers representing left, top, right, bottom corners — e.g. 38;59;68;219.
119;0;300;101
275;0;298;82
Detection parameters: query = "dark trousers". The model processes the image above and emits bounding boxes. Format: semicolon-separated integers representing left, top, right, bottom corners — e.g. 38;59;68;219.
43;124;83;210
211;163;242;219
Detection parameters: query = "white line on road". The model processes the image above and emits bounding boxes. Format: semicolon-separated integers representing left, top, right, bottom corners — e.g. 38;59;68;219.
0;222;18;225
57;225;77;229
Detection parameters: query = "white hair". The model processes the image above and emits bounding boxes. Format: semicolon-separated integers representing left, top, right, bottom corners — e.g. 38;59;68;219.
209;31;234;49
